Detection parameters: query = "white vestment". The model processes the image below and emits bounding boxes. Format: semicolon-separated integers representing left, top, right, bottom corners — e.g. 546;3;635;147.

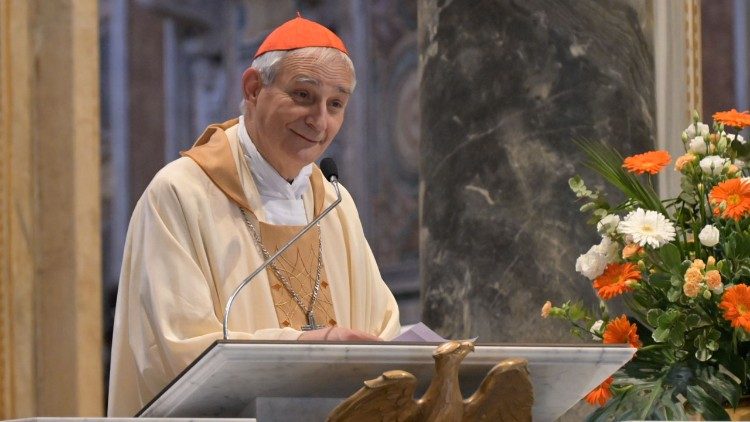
107;119;400;416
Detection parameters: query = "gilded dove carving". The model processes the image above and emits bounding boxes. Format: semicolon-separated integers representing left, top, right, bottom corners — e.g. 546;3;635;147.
327;340;533;422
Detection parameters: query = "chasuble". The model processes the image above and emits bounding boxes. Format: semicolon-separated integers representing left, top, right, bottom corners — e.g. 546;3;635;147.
107;119;400;416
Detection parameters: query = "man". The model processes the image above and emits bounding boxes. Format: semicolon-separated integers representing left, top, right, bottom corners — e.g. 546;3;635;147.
108;15;400;416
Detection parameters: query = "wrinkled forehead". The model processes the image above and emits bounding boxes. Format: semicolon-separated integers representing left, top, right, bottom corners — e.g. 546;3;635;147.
276;49;356;92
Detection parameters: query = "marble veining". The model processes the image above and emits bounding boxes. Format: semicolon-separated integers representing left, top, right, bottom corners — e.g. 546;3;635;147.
419;0;653;342
140;341;634;422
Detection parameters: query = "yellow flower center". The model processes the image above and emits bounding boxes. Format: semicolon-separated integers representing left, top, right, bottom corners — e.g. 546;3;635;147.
728;194;741;206
640;224;654;234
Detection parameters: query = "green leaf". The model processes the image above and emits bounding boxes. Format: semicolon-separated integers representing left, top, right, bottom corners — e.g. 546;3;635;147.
667;288;682;302
669;322;686;348
686;384;730;420
659;243;682;272
646;309;662;327
698;370;741;409
575;140;666;213
685;314;701;329
653;327;670;343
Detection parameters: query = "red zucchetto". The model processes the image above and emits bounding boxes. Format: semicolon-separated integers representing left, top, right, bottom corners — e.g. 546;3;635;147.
254;13;348;58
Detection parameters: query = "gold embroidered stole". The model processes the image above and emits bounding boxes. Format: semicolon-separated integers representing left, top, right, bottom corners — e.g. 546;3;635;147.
181;118;337;330
257;222;337;329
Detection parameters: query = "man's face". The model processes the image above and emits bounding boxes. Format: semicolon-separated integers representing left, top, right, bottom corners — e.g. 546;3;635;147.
244;53;354;180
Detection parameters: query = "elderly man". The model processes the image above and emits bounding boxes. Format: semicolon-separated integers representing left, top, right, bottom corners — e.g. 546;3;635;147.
108;16;400;416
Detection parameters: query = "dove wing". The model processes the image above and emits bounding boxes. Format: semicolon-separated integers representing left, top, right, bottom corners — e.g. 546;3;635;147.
462;358;533;422
327;370;419;422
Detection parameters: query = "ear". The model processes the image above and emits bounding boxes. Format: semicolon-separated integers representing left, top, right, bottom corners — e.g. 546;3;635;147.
242;68;263;105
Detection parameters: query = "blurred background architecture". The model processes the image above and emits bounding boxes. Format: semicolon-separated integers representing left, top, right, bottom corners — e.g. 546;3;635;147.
1;0;750;418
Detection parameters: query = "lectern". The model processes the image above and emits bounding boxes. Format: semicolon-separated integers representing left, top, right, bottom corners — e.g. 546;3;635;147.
137;341;634;421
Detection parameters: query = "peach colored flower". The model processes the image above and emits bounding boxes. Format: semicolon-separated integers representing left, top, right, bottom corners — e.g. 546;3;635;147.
691;259;706;270
622;243;643;259
541;301;552;318
684;267;704;284
585;376;613;407
683;281;701;298
593;263;641;300
675;154;696;172
706;270;722;291
603;315;642;348
714;109;750;128
708;256;716;267
710;178;750;221
623;151;672;175
720;284;750;332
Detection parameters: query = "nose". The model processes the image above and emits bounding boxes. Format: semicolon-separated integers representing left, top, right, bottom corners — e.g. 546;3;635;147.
305;103;327;133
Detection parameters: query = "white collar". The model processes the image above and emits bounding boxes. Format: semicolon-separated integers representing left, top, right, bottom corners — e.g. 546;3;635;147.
238;115;312;200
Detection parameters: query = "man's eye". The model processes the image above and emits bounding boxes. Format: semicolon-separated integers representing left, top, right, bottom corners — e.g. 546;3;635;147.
330;100;344;109
293;91;309;100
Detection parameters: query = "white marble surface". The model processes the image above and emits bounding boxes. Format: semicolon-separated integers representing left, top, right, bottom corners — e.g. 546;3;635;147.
140;341;635;421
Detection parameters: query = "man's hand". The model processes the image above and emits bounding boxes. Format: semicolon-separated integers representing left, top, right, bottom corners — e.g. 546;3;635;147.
298;326;382;341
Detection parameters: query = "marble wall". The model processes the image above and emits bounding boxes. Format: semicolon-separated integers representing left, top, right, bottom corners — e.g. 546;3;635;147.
419;0;654;342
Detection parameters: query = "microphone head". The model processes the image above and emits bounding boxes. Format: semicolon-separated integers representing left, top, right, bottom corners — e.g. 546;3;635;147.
320;157;339;181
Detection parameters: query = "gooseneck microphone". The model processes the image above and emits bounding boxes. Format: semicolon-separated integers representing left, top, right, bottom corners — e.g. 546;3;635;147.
222;158;342;339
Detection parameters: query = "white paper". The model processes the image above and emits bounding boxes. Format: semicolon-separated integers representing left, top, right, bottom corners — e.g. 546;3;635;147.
391;322;447;342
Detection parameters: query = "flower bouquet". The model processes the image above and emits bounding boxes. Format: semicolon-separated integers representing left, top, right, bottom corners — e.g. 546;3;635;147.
544;109;750;421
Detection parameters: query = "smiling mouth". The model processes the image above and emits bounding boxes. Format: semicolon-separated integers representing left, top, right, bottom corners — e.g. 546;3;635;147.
291;130;319;143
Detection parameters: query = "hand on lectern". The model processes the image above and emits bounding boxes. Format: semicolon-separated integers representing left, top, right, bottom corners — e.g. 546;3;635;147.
298;326;382;341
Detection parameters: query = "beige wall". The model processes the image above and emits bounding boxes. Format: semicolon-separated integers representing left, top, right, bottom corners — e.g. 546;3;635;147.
0;0;102;417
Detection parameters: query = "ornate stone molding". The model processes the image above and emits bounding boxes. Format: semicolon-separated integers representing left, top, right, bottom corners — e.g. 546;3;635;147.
654;0;702;198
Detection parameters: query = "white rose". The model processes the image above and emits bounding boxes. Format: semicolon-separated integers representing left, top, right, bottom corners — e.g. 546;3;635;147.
699;155;727;176
684;122;709;139
727;133;746;144
590;320;604;340
597;214;621;235
735;159;746;169
575;245;608;280
699;225;720;247
688;136;708;154
594;236;619;263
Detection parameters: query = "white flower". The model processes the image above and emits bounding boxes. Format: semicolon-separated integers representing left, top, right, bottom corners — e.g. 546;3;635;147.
597;214;621;235
575;236;618;280
590;320;604;340
684;122;710;139
727;133;746;144
698;225;720;247
618;208;676;248
699;155;728;176
735;159;746;169
688;136;708;154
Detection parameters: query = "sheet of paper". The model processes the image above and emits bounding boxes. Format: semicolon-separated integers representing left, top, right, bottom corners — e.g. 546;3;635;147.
391;322;447;342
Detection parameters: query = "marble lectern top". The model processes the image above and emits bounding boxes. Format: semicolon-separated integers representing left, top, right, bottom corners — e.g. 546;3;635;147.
139;341;635;421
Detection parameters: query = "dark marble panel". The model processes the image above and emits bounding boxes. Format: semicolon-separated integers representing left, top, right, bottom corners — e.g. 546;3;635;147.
419;0;654;342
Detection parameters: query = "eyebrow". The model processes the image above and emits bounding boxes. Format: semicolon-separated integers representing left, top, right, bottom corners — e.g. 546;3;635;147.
292;75;352;95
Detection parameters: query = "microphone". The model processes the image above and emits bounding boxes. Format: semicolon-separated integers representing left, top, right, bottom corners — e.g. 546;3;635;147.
222;158;343;339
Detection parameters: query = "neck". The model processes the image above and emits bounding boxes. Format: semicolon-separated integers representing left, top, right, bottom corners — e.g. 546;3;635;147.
243;120;301;181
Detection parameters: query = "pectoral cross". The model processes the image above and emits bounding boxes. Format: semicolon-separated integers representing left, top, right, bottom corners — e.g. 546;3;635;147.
301;310;325;331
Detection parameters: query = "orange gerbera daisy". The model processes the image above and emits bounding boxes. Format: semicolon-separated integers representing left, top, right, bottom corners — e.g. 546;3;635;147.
593;263;641;300
603;315;642;348
585;376;614;406
622;150;671;175
709;178;750;220
713;109;750;128
720;284;750;332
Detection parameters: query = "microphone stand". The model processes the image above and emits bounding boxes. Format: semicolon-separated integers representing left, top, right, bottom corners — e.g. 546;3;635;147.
222;176;341;339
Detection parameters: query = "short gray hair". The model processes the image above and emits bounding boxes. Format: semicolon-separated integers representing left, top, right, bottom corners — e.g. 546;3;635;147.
241;47;356;114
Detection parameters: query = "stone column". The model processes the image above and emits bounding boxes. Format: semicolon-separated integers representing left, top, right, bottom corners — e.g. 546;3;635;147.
419;0;655;342
0;0;102;417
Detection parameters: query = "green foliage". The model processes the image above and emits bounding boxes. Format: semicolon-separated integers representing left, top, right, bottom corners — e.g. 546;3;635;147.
552;115;750;419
